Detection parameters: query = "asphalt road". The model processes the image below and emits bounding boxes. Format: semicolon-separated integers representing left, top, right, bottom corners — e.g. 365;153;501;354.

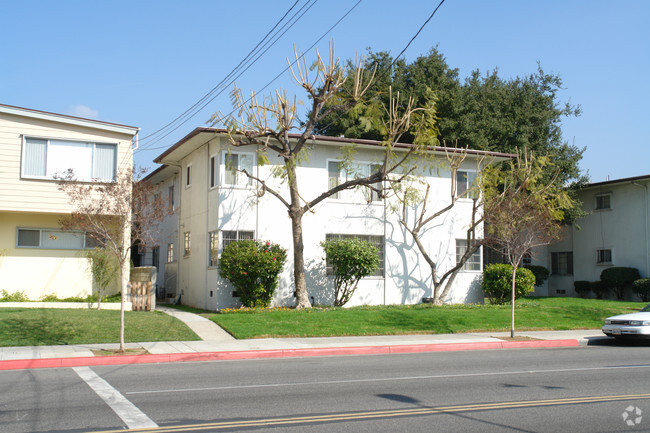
1;341;649;432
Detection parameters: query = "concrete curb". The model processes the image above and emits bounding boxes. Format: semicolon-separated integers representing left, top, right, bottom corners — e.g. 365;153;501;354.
0;339;579;371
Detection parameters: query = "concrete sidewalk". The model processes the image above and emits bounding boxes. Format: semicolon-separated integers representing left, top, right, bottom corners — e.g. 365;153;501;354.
0;306;610;371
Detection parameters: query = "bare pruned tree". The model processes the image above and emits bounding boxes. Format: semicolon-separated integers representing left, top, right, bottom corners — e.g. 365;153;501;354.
392;144;488;305
211;42;437;308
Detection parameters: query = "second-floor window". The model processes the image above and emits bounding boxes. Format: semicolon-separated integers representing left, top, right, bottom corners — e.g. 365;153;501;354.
595;193;611;210
22;137;117;182
168;186;175;213
456;170;478;199
327;161;382;202
223;152;254;187
183;232;191;257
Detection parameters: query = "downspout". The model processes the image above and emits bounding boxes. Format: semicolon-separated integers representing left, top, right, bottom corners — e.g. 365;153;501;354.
632;181;650;278
204;142;210;310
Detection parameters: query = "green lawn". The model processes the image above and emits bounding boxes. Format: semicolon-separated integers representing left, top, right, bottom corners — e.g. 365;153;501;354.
209;297;647;339
0;308;200;347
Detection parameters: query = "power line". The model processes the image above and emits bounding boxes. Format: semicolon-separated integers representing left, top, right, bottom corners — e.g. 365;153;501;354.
136;0;321;152
139;0;364;153
136;0;311;149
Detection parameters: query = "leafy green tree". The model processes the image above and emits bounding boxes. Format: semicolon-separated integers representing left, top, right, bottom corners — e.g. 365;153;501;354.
87;247;116;310
321;238;379;306
316;48;584;186
219;240;287;307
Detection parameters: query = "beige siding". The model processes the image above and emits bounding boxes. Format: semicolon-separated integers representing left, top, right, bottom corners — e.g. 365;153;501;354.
0;112;134;213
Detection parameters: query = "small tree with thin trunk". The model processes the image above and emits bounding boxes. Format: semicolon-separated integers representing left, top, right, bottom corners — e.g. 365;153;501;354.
391;144;488;305
58;167;166;351
483;150;572;337
211;41;437;308
87;247;116;310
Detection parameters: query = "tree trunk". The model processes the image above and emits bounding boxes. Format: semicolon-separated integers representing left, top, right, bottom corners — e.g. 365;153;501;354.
287;159;311;309
511;265;517;338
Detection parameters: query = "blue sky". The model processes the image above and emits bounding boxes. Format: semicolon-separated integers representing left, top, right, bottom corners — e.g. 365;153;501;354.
2;0;648;182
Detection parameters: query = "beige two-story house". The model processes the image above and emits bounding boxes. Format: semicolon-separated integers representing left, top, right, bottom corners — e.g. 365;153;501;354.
0;104;139;299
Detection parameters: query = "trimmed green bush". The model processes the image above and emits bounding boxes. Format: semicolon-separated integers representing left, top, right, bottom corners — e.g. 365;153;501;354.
574;280;591;298
219;239;287;308
601;267;641;300
632;278;650;302
524;265;550;286
590;281;606;299
321;238;379;306
482;264;535;305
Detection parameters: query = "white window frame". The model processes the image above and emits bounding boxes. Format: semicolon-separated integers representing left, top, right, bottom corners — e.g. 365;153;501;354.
183;232;191;257
221;230;255;251
324;233;385;277
209;231;219;267
167;243;174;263
455;169;478;199
21;137;117;182
16;227;96;250
326;159;383;203
456;239;482;271
168;185;175;213
596;248;613;265
595;193;612;210
222;151;255;188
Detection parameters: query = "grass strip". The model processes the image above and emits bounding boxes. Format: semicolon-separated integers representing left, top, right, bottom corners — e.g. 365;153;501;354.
0;309;200;347
209;297;647;339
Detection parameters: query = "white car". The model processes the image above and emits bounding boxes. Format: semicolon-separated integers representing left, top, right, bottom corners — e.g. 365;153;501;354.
602;304;650;339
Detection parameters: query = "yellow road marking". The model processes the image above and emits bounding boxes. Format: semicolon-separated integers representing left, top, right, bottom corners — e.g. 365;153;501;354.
88;392;650;432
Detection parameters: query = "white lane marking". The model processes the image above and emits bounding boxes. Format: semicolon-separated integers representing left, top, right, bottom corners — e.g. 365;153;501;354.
73;366;158;429
126;364;650;395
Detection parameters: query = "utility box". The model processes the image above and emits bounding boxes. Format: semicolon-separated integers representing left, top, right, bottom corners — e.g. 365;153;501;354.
130;266;157;311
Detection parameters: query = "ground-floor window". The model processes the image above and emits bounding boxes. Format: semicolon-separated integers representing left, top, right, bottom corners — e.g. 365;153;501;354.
551;251;573;275
456;239;481;271
221;230;255;250
16;227;95;250
324;233;385;276
596;248;612;265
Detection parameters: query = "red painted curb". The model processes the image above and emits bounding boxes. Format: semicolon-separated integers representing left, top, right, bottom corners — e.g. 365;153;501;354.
0;339;580;371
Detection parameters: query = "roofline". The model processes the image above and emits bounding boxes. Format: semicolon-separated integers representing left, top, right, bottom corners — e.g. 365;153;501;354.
154;127;516;163
585;173;650;189
0;103;139;136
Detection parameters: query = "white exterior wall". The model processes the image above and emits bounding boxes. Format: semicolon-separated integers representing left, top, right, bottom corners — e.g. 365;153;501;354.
0;106;137;300
541;177;650;298
166;134;486;310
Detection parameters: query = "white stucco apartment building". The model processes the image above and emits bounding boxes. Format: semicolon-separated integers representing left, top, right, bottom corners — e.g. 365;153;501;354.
541;174;650;297
151;128;511;310
0;104;139;299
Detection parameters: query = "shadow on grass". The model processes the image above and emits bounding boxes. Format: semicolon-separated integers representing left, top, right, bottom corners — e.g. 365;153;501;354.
1;314;78;346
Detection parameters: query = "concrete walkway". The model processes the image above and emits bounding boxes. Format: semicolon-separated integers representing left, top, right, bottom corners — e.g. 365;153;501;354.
0;306;611;371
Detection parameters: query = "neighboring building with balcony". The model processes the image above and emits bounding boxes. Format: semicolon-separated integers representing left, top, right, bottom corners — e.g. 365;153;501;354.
0;104;138;299
152;127;510;310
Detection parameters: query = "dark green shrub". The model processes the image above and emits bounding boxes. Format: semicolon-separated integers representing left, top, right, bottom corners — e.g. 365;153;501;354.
482;264;535;305
590;281;606;299
0;290;29;302
321;238;380;306
219;239;287;308
632;278;650;302
573;280;591;298
524;265;550;286
600;267;641;300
